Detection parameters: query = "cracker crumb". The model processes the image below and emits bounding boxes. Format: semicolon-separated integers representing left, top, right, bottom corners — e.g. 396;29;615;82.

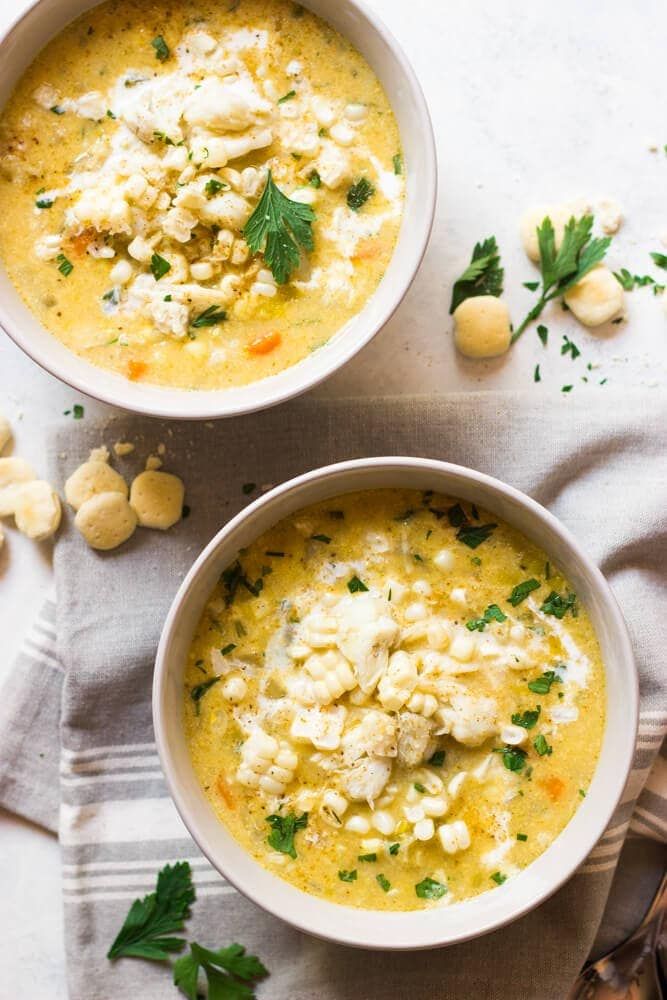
113;440;135;457
145;454;163;471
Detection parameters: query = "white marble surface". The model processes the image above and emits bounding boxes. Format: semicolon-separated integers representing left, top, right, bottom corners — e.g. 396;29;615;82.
0;0;665;995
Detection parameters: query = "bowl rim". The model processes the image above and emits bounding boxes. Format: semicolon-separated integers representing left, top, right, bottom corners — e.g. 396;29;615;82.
0;0;437;420
153;456;639;950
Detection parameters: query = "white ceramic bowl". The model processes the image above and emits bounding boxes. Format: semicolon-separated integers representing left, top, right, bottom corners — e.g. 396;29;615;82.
0;0;436;419
154;457;638;950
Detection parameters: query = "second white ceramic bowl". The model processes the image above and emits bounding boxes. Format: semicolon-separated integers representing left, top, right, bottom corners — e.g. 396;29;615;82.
0;0;436;419
153;457;638;950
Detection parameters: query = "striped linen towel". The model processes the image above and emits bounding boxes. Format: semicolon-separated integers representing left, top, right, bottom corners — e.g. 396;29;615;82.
0;391;665;1000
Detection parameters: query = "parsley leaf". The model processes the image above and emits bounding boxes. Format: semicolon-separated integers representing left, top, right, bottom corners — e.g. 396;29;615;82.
512;215;611;341
376;873;391;892
151;35;170;61
537;324;548;346
389;842;400;855
308;169;321;188
533;734;552;756
220;643;236;656
36;195;54;209
72;403;84;419
541;590;577;619
205;178;226;196
527;670;561;695
449;236;504;314
107;861;195;960
392;152;403;175
150;253;171;280
347;575;369;593
358;853;377;863
266;811;308;859
456;522;497;549
173;941;268;1000
511;707;541;729
491;871;507;885
650;252;667;270
311;533;331;543
428;750;445;767
494;746;527;772
447;502;467;527
346;177;375;211
191;305;227;328
277;89;296;104
534;364;541;383
561;334;581;359
244;171;315;284
466;603;507;632
507;578;540;606
415;877;447;900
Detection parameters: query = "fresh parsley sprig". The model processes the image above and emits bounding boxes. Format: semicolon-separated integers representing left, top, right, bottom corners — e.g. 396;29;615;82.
107;861;195;961
511;215;610;342
449;236;504;314
174;942;268;1000
244;171;315;284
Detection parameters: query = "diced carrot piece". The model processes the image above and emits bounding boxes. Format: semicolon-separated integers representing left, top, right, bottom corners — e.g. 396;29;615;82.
352;236;381;260
127;360;148;381
66;228;96;256
216;774;235;809
247;331;282;356
540;776;566;802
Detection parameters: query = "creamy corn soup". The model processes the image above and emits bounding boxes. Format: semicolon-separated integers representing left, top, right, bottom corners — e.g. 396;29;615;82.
0;0;403;389
184;489;605;911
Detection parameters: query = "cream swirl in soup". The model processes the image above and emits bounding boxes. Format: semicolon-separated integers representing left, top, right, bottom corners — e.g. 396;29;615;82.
184;489;605;911
0;0;403;389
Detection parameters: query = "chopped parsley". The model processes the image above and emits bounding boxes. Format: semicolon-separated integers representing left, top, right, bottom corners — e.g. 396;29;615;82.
392;152;403;175
308;169;321;188
511;707;541;729
524;281;539;292
613;268;665;293
205;178;226;196
428;750;445;767
540;590;577;619
579;788;587;798
72;403;84;420
415;877;446;900
561;334;581;360
242;482;256;495
50;105;65;115
533;734;552;756
376;874;391;893
56;253;73;277
466;604;507;633
150;252;171;280
456;522;497;549
221;560;263;605
534;364;541;383
244;171;315;284
266;811;308;859
413;782;427;794
512;215;611;342
151;35;170;61
347;177;375;212
358;853;377;863
507;578;540;606
191;305;227;328
527;670;561;695
447;502;467;526
265;550;285;557
220;643;236;656
36;195;54;209
388;843;400;856
347;575;369;593
494;746;527;772
490;872;507;885
650;251;667;270
310;533;331;544
338;869;357;882
516;833;528;842
449;236;503;314
537;324;548;346
562;384;573;394
277;89;296;104
190;676;221;714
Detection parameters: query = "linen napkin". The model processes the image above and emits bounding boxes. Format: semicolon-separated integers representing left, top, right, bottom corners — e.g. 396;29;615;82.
0;391;665;1000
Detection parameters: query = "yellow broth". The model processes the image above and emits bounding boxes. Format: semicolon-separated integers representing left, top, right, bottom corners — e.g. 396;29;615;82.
0;0;403;389
184;489;606;911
